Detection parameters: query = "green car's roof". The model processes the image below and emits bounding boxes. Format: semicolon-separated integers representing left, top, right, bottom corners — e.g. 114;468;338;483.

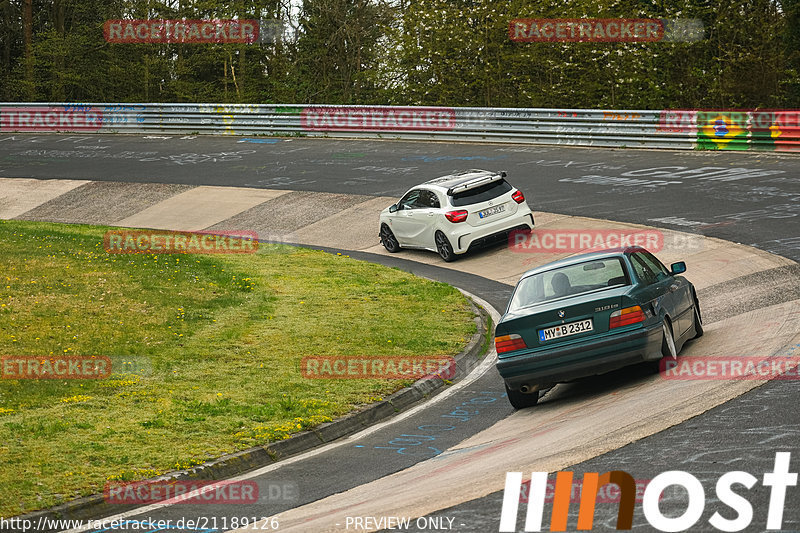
518;246;645;280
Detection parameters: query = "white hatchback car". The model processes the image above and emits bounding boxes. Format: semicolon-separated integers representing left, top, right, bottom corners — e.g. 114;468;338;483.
379;169;535;261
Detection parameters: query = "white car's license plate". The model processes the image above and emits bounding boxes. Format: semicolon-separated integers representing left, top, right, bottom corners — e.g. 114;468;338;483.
478;205;505;219
539;319;593;342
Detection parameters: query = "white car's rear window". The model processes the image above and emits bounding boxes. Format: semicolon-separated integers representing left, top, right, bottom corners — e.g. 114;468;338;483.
449;179;512;207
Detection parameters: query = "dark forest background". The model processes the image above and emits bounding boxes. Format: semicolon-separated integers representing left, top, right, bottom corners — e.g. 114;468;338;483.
1;0;799;108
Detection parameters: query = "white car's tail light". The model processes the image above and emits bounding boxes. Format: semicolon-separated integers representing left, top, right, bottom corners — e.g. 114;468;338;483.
445;210;469;223
512;190;525;204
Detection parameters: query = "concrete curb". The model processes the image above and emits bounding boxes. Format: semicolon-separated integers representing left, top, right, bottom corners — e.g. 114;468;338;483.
13;297;490;530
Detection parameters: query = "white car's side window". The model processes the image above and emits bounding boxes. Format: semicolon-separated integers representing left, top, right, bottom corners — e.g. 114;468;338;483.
399;190;422;209
419;190;440;209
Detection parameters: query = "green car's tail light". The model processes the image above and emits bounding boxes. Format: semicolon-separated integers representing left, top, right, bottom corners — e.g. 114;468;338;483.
495;334;527;353
609;305;646;329
445;210;469;223
512;190;525;204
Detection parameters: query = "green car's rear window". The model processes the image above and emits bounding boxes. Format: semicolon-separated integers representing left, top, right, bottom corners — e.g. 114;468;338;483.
509;258;629;311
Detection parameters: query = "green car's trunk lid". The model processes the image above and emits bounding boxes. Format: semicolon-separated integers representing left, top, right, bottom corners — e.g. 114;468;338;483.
500;287;635;353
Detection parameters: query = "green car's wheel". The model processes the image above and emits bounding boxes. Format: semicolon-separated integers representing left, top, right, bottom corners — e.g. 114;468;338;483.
651;320;678;374
662;320;677;359
692;299;704;338
505;383;540;409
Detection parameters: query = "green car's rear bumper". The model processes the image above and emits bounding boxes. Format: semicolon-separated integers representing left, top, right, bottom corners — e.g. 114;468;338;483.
496;323;663;389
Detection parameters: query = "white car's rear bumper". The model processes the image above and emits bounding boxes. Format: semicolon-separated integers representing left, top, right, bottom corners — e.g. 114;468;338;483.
451;208;535;254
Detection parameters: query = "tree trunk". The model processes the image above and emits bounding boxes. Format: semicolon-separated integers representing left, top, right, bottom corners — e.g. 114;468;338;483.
2;0;12;100
22;0;33;100
238;46;247;104
53;0;65;100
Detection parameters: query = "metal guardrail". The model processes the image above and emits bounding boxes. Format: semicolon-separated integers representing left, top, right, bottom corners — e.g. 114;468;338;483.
0;103;797;152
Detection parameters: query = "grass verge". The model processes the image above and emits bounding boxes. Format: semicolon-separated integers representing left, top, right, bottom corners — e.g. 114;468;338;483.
0;219;476;516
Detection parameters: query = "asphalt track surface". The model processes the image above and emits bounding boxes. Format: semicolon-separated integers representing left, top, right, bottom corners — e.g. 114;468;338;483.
1;135;799;532
1;135;798;261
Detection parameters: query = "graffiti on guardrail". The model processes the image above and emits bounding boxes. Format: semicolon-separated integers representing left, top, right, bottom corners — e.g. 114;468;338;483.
62;103;94;113
657;109;697;133
658;109;800;152
100;104;147;125
0;103;797;152
454;109;494;130
64;103;147;125
697;111;747;150
603;112;642;121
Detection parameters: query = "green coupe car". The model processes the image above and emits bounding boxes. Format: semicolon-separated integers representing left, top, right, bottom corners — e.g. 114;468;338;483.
495;246;703;409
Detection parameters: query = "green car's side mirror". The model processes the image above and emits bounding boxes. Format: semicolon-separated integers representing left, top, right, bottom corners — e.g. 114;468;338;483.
389;204;398;213
670;261;687;275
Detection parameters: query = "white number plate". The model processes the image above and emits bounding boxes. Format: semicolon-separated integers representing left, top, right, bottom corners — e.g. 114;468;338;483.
539;319;593;342
478;205;505;219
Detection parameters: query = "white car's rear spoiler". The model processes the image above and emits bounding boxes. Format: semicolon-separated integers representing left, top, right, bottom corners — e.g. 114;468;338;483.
447;171;507;196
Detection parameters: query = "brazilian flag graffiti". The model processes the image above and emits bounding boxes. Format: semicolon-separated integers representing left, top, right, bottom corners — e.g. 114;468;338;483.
695;110;800;151
749;111;781;151
761;111;800;152
696;111;747;150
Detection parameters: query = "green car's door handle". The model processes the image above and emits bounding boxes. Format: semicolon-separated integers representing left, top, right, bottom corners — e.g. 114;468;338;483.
669;283;679;292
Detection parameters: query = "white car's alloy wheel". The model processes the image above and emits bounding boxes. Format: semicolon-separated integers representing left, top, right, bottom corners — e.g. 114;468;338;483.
380;224;401;253
435;231;456;262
